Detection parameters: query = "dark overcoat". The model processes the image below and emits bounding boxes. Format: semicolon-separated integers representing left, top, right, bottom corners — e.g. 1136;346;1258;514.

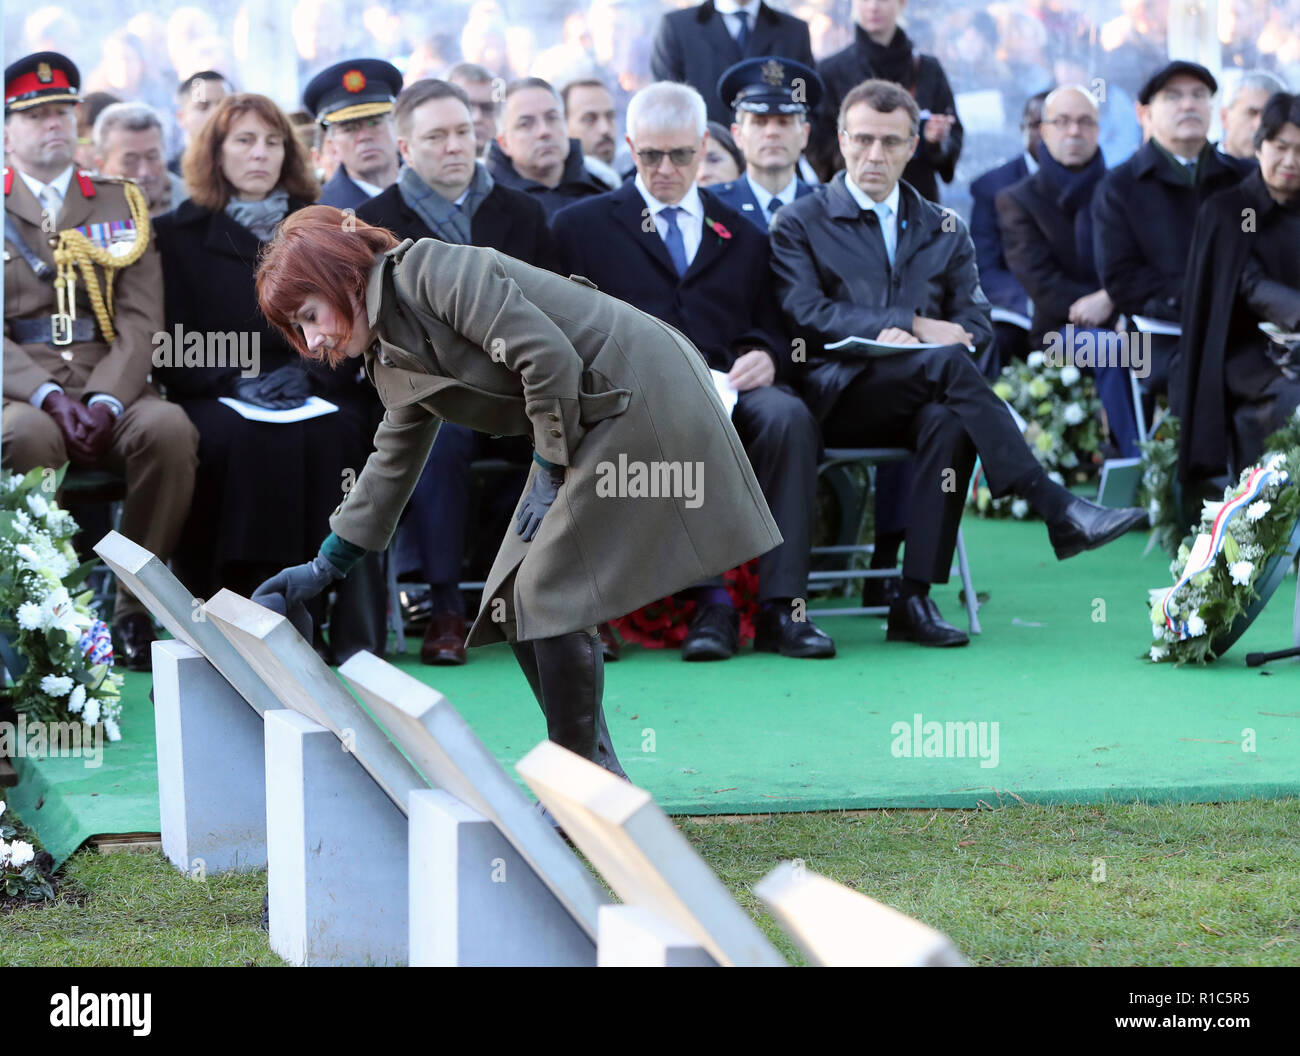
329;238;783;646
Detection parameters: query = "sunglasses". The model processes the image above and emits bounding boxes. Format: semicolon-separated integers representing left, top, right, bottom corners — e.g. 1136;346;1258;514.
636;147;697;167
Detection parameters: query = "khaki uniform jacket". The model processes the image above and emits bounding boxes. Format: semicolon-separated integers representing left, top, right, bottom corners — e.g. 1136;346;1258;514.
330;238;782;646
3;169;162;406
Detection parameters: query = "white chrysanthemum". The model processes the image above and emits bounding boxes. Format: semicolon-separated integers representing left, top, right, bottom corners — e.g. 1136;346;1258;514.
7;840;34;868
1027;350;1045;368
16;602;43;631
1063;402;1085;426
1059;364;1081;386
1149;645;1168;661
46;509;76;536
1229;560;1254;586
1186;613;1207;637
1011;498;1029;519
82;697;102;727
1246;501;1270;522
67;684;86;714
0;840;9;866
10;509;32;536
40;674;73;697
103;717;121;742
26;493;49;518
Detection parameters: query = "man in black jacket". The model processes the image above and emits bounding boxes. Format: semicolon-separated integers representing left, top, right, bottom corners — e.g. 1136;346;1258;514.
650;1;815;127
1092;60;1255;404
485;78;607;218
356;79;555;666
303;59;403;210
772;80;1146;647
552;80;832;661
997;85;1140;457
810;0;961;199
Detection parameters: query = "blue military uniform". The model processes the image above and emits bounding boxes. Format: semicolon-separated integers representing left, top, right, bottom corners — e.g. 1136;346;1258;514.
302;58;402;209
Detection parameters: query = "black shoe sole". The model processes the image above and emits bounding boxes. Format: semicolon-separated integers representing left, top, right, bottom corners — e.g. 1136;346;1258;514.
885;627;970;647
753;636;837;658
681;642;736;661
1053;509;1150;560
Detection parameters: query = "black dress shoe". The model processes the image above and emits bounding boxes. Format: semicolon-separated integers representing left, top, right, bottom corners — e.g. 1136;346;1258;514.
887;595;969;647
1048;496;1149;560
114;612;156;671
681;603;739;661
598;622;620;662
754;607;836;658
861;573;900;610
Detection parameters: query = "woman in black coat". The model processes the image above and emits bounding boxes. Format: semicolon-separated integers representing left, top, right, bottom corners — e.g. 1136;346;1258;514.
1178;92;1300;515
153;93;386;660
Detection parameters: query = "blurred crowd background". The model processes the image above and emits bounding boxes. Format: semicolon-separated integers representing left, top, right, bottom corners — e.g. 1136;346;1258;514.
10;0;1300;217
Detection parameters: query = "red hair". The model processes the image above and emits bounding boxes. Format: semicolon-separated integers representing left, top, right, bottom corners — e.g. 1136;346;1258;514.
256;205;400;368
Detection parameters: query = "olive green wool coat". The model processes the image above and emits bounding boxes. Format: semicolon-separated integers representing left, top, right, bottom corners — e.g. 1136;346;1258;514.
328;238;782;646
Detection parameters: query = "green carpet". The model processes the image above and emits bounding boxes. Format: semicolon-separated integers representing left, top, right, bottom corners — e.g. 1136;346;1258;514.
11;516;1300;864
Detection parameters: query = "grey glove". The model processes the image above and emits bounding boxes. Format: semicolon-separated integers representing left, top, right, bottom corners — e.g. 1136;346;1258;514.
231;365;312;410
252;554;345;640
516;463;566;542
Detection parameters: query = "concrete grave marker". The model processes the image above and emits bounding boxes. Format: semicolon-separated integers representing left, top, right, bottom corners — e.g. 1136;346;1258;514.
516;741;786;967
755;861;967;967
338;651;608;943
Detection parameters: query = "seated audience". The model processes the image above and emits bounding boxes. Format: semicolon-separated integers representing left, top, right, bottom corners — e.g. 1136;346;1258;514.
552;80;834;661
445;61;500;158
153;92;385;663
697;120;745;186
1219;70;1289;161
170;70;230;176
562;78;621;189
771;79;1146;648
997;85;1140;456
1179;92;1300;511
303;59;403;209
92;101;187;215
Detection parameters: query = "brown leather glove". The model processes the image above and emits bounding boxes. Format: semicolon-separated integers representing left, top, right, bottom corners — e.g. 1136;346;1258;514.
40;390;98;465
81;402;116;461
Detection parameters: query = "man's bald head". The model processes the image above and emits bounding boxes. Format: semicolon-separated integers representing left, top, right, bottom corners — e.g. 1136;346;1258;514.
1041;85;1101;167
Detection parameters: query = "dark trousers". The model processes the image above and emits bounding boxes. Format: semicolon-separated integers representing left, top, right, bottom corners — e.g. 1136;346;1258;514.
697;383;820;601
407;423;529;609
822;344;1041;583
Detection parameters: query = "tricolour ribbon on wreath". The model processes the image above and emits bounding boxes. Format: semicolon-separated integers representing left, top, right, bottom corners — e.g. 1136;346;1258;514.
1160;463;1287;638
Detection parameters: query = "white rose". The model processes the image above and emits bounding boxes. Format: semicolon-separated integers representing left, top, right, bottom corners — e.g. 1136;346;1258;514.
1063;402;1086;426
1229;560;1254;586
1059;365;1081;386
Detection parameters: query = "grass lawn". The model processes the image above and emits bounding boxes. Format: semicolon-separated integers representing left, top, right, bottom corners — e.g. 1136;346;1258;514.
2;799;1297;967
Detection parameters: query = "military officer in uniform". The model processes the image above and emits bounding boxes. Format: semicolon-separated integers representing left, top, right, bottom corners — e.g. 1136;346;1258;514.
303;59;403;210
3;52;199;670
709;57;821;232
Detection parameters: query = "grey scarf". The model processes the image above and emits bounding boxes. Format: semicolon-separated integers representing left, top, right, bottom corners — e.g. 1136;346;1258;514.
398;162;494;245
225;187;290;241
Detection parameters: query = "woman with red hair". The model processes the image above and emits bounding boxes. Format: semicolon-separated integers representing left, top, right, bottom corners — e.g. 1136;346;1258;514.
253;205;782;775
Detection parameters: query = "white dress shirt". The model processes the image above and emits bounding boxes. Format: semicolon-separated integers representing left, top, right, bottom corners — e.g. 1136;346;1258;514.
843;173;901;265
746;171;800;219
1023;150;1039;176
18;165;75;220
634;173;704;268
714;0;762;43
352;174;385;198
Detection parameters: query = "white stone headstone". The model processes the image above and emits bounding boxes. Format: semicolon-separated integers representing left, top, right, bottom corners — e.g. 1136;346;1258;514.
597;905;718;967
516;741;786;967
338;651;608;941
754;861;967;967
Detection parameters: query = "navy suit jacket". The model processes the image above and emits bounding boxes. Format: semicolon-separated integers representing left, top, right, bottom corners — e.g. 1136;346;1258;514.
550;180;791;380
318;166;375;210
651;1;814;127
969;153;1031;314
710;175;817;231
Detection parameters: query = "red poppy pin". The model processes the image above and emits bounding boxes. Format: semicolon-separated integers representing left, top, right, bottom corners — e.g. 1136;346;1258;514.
704;217;732;242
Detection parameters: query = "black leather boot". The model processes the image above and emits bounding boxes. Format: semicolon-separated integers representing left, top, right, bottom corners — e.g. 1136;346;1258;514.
510;633;627;779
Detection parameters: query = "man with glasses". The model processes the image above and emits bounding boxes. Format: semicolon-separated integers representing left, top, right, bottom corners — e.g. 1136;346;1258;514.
486;77;607;218
772;79;1146;648
1092;61;1254;405
303;58;403;209
997;86;1140;457
551;80;834;661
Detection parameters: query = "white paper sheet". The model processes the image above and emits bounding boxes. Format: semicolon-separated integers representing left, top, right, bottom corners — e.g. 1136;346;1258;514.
825;335;976;355
1131;315;1182;336
710;369;739;418
217;395;339;424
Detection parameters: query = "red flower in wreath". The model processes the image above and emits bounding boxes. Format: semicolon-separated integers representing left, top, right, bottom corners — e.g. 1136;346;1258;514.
609;559;760;649
704;217;732;241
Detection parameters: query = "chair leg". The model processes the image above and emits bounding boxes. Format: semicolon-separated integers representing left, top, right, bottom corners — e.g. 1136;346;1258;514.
385;550;405;655
955;527;982;635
